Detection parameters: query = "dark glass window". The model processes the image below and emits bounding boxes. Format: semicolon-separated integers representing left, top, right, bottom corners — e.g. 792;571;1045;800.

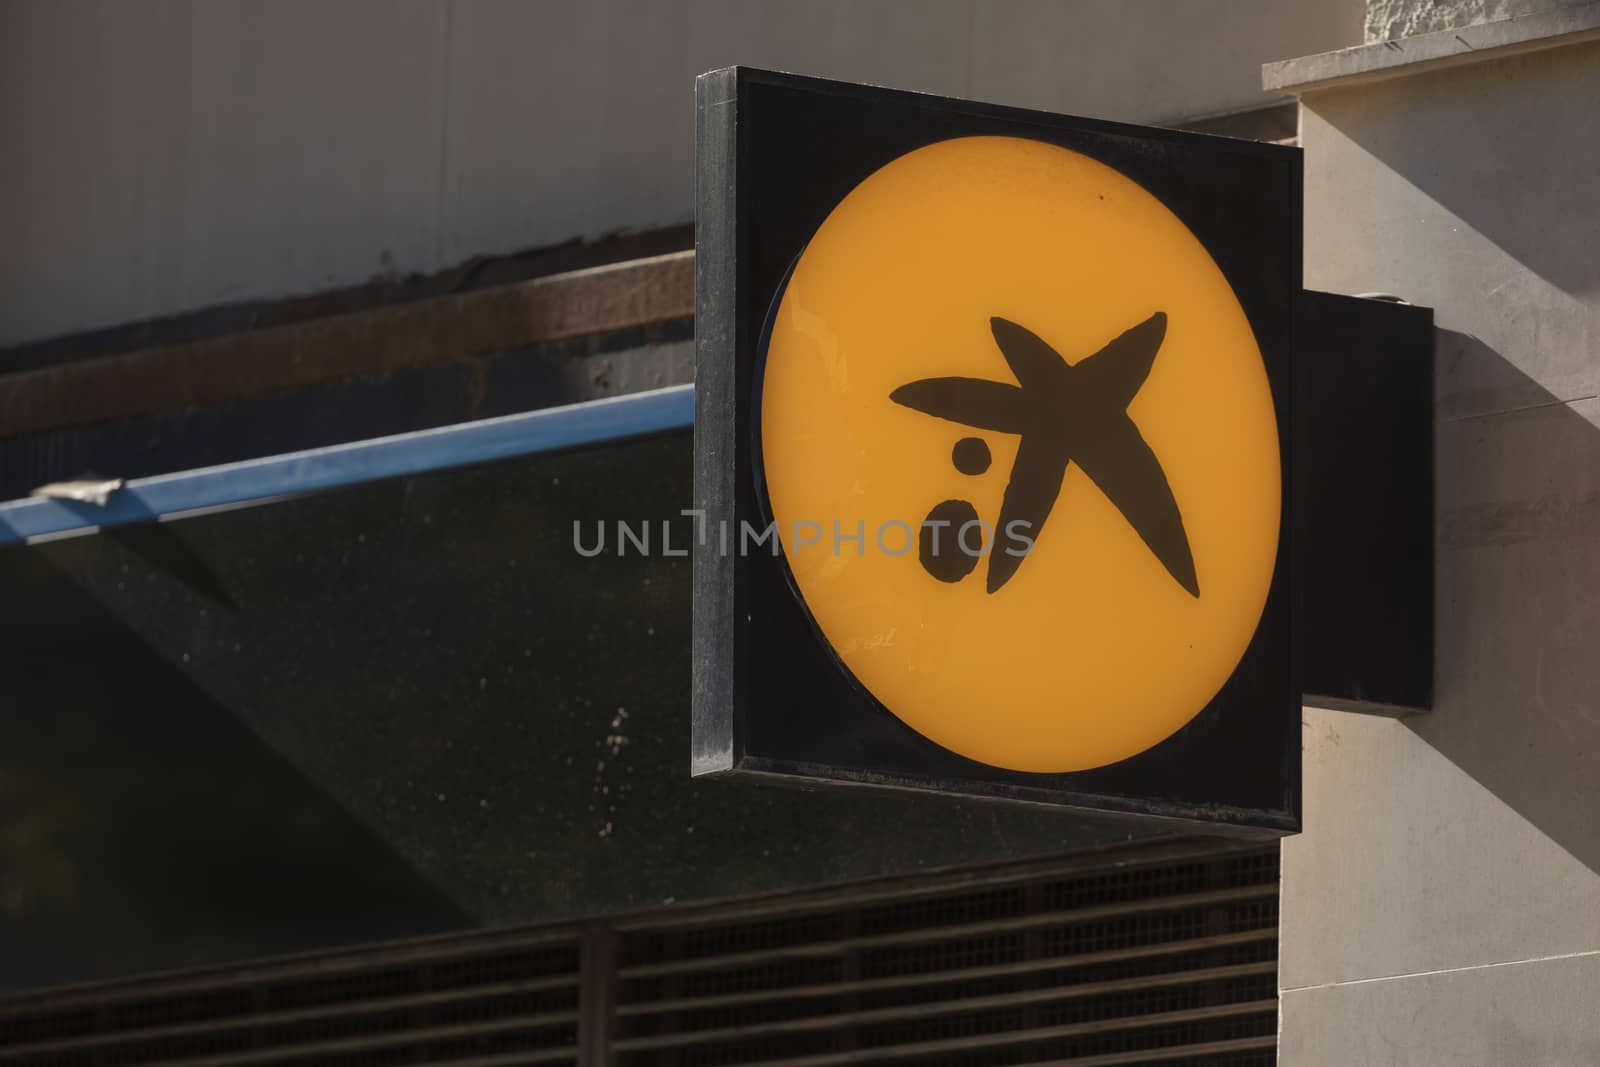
0;431;1157;992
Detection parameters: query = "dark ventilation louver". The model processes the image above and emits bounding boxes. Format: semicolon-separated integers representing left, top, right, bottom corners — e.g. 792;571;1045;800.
611;845;1279;1066
0;930;584;1067
0;842;1277;1066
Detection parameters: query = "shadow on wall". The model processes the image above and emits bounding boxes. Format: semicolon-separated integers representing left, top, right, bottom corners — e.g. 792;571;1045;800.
1416;327;1600;876
1302;42;1600;879
1313;40;1600;300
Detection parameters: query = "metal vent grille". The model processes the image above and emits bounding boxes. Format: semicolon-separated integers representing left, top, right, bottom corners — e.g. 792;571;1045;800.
0;841;1278;1067
0;931;583;1067
612;846;1278;1066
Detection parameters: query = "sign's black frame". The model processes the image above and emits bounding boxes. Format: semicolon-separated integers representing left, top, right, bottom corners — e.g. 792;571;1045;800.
692;66;1302;836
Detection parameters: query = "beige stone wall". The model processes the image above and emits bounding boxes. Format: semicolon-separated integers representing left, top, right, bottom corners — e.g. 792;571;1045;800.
1276;25;1600;1066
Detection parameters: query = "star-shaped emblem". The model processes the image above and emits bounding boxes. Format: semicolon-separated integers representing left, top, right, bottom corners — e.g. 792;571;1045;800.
890;312;1198;596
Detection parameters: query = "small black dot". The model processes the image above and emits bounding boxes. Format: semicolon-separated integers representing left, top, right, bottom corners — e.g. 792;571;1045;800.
919;499;983;583
952;437;991;476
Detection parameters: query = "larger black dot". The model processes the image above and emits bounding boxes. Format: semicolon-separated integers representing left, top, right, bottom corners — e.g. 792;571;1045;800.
952;436;992;475
919;499;982;583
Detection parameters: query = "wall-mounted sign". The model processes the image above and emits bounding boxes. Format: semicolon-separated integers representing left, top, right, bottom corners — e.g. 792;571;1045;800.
692;67;1306;833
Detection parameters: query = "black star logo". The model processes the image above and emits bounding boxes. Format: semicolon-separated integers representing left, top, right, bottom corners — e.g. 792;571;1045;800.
890;312;1198;597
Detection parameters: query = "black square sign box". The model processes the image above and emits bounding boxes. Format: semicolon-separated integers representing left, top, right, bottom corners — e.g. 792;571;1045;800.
691;67;1301;836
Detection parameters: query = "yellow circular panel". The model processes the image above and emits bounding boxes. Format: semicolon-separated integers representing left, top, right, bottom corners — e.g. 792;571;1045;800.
759;136;1281;773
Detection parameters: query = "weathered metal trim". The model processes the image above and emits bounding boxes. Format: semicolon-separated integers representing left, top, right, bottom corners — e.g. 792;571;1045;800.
0;251;695;437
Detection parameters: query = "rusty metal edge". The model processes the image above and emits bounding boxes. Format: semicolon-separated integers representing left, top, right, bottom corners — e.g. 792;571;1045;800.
0;251;695;438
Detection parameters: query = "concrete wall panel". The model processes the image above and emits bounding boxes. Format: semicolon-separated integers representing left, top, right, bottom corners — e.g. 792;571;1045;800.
1282;21;1600;1062
0;0;451;347
1286;398;1600;991
1;0;1363;347
1281;951;1600;1065
972;0;1363;123
1300;43;1600;413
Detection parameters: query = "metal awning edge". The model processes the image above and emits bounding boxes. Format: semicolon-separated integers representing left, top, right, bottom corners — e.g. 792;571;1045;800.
0;385;694;546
